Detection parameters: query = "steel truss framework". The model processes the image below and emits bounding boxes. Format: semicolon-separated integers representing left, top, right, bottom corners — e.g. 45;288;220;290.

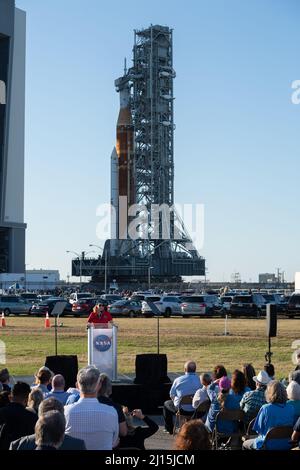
74;25;205;281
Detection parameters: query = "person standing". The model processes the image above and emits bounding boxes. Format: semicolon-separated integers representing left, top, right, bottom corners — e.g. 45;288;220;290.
87;304;113;325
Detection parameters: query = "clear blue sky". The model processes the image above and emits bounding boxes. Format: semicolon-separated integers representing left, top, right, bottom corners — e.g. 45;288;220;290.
16;0;300;282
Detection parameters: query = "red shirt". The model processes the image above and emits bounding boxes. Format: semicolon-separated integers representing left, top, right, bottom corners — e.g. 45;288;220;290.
87;310;113;324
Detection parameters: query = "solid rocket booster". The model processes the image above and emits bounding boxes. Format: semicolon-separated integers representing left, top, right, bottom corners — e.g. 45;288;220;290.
110;82;134;248
110;147;119;254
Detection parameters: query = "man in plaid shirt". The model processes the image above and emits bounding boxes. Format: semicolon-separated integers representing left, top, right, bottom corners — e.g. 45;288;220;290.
240;370;271;423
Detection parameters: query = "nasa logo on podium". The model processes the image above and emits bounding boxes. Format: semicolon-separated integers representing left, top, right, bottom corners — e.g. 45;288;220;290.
94;335;111;352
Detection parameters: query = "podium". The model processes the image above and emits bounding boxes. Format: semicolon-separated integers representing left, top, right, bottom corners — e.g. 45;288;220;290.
87;323;118;381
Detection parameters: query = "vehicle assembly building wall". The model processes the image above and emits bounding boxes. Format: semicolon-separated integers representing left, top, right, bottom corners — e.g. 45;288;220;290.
5;8;26;225
0;0;26;274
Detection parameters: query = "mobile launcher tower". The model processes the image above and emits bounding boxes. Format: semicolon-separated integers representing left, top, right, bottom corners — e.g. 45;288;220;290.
73;25;205;286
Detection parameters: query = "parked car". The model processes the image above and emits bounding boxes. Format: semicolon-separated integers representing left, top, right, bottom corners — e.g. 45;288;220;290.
99;294;123;304
180;295;221;317
30;298;73;317
71;297;99;316
69;292;94;305
141;296;163;317
37;295;53;302
20;293;38;304
130;293;154;302
262;293;288;313
153;295;182;317
0;295;31;316
229;294;266;318
286;294;300;318
220;296;234;312
108;300;142;318
130;295;146;302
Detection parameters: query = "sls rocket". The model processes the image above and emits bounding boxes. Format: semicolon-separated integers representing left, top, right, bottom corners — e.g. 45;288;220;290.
110;79;134;254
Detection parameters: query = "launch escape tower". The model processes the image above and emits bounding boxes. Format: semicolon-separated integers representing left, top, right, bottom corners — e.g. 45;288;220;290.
72;25;205;285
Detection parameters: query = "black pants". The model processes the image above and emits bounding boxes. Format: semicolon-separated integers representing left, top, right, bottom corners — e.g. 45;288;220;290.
163;400;177;432
163;400;195;433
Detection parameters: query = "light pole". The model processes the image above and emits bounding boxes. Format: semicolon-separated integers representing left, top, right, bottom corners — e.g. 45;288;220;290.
89;244;108;293
148;266;154;290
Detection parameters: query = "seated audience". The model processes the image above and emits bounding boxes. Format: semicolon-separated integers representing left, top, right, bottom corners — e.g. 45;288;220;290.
0;368;11;392
192;373;212;414
240;370;269;424
163;361;201;434
10;397;86;450
287;381;300;421
32;367;53;396
174;419;211;450
264;363;275;380
230;369;251;402
205;375;240;434
119;408;158;450
290;370;300;386
243;364;256;391
46;375;70;405
64;366;119;450
0;382;38;450
293;351;300;371
210;365;227;391
27;389;43;414
243;380;295;450
291;415;300;448
35;410;65;451
98;373;127;437
0;391;10;409
65;386;80;405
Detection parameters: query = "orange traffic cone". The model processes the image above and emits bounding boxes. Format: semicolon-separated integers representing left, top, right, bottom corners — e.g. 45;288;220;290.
45;312;50;328
1;312;6;327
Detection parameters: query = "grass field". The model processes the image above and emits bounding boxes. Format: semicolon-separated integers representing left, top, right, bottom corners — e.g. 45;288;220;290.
0;316;299;378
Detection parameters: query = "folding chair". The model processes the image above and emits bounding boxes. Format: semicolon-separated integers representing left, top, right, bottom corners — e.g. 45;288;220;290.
242;417;257;442
173;394;194;435
261;425;293;450
192;399;211;420
212;409;246;450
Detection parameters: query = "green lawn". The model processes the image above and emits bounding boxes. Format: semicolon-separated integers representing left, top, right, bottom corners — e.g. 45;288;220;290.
0;316;299;378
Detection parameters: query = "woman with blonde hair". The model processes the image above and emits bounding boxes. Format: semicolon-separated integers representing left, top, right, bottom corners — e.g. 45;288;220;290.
27;389;43;414
243;380;295;450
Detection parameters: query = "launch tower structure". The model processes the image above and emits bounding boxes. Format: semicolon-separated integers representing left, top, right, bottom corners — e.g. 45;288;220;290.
72;25;205;285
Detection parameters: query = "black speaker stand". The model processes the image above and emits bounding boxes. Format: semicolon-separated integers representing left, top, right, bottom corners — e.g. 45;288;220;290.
265;337;273;364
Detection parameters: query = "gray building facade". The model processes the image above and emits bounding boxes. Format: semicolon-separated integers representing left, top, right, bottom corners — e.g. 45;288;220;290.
0;0;26;273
